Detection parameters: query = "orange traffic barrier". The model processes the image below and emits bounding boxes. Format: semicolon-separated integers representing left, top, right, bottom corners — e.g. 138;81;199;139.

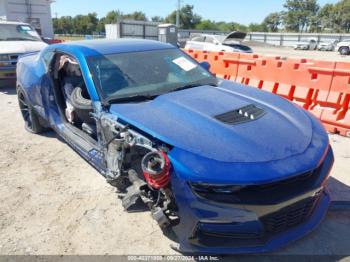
235;56;335;117
187;49;209;61
218;52;241;80
187;50;239;79
321;62;350;137
183;49;350;137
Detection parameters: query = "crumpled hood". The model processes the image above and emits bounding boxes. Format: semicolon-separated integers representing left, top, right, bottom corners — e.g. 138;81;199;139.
0;41;47;54
109;81;313;164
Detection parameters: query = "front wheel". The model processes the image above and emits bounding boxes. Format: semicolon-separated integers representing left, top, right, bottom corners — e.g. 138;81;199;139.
339;47;350;55
17;87;45;134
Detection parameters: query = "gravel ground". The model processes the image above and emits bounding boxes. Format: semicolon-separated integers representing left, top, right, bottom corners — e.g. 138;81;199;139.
0;85;349;257
250;45;350;62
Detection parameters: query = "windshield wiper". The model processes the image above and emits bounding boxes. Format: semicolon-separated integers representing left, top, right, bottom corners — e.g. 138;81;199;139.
169;82;218;93
105;94;159;104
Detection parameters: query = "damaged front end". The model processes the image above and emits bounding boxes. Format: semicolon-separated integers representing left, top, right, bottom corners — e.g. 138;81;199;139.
99;113;179;229
93;103;333;255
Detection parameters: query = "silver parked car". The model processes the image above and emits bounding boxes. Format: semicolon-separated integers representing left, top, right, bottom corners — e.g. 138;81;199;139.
317;40;338;51
185;31;253;53
294;38;318;50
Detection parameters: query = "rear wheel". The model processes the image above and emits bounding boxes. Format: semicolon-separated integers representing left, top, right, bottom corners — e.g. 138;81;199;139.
17;87;45;134
339;47;350;55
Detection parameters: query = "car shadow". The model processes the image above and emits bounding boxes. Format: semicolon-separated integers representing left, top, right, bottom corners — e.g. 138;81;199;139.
38;130;60;139
328;176;350;211
0;85;17;95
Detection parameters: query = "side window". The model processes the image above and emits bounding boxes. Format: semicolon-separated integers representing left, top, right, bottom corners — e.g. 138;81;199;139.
205;37;215;44
42;51;54;72
192;36;205;42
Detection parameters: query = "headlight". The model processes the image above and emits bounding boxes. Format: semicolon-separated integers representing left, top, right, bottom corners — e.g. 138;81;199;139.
190;182;245;194
0;54;11;67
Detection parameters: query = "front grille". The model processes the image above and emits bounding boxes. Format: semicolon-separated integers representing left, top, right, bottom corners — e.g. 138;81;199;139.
190;195;322;248
252;171;314;192
9;54;19;66
261;196;319;234
191;163;324;205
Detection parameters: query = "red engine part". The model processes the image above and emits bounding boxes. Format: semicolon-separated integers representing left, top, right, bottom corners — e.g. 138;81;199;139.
142;151;171;189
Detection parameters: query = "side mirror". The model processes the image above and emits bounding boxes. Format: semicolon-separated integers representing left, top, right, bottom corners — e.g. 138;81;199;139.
200;61;211;71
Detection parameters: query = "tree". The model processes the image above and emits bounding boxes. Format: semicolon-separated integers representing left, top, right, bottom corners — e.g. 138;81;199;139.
151;16;164;22
283;0;320;33
104;10;123;24
123;11;148;21
195;20;219;30
97;17;107;32
72;13;99;34
262;12;282;32
317;3;335;31
165;5;201;29
333;0;350;32
53;0;350;35
248;23;268;32
53;16;74;34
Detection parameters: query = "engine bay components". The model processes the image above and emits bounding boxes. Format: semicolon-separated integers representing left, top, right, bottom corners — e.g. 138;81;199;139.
99;113;179;228
122;169;147;212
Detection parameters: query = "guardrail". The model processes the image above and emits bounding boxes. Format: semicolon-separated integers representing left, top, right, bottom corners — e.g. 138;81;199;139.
247;32;350;47
185;49;350;137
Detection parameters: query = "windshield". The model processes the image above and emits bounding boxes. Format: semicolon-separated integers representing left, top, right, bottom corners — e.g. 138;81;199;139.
88;48;217;102
0;24;41;41
213;35;226;43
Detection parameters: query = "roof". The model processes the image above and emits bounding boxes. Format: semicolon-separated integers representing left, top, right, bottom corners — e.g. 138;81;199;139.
55;39;175;57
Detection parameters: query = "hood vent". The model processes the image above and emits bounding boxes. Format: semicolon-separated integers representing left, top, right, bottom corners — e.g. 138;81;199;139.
214;104;265;125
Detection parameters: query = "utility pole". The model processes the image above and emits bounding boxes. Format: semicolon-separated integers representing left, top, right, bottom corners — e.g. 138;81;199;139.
176;0;180;28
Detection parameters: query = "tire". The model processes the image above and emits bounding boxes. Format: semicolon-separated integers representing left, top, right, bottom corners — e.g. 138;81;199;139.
70;87;93;110
70;87;94;124
339;47;350;55
17;87;45;134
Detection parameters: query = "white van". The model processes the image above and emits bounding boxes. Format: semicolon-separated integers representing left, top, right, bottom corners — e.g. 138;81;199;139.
0;21;47;86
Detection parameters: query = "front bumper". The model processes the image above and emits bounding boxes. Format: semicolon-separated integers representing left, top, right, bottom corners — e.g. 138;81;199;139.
295;45;309;50
0;66;16;87
0;66;16;79
170;147;334;254
318;46;334;51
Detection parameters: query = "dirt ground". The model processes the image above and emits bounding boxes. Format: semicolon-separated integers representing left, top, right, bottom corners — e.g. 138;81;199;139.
0;83;350;257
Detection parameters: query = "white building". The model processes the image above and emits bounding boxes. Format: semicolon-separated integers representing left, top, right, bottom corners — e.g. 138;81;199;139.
0;0;54;38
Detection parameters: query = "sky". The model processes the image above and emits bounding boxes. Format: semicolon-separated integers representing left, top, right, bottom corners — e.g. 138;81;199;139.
51;0;339;25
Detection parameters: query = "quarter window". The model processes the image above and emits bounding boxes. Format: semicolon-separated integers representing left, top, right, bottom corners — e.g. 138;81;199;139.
205;37;216;44
192;36;205;42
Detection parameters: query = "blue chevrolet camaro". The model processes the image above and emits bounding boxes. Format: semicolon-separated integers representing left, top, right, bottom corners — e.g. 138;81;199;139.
16;39;334;254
